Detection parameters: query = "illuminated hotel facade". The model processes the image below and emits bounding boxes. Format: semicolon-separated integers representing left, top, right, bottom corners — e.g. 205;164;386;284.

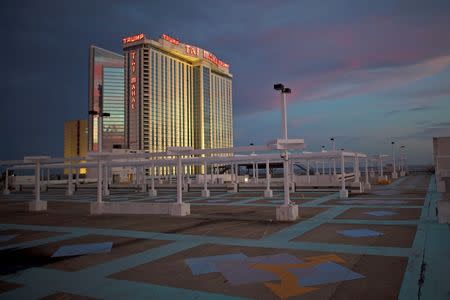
88;46;125;152
122;34;233;161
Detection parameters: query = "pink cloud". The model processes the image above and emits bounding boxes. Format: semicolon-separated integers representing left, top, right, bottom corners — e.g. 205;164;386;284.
229;14;450;115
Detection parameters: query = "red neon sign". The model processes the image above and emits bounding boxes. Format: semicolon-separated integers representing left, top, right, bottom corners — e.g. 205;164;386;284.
185;44;200;56
160;33;229;69
122;33;145;44
161;34;180;45
203;50;229;68
130;51;137;110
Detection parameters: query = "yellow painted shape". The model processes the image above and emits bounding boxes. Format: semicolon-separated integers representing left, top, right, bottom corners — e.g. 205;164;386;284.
251;254;345;299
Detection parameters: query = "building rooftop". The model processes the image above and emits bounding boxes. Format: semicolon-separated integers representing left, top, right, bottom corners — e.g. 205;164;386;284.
0;174;448;299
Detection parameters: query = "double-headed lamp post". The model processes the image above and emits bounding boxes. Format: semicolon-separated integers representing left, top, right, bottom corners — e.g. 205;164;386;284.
331;137;336;175
274;83;291;206
274;84;291;139
391;141;398;179
400;145;406;176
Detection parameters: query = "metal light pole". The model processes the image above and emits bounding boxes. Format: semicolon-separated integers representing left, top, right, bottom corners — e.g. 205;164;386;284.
400;145;406;176
391;141;398;179
89;84;110;153
331;137;336;175
321;146;325;175
274;83;291;206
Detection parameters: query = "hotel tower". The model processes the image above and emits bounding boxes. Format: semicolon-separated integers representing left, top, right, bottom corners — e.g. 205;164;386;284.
122;34;233;157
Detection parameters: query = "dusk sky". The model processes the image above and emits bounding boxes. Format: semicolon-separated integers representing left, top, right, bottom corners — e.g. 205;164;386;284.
1;0;450;164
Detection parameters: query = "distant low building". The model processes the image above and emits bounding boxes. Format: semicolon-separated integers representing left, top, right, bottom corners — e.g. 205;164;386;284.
433;136;450;193
64;119;88;174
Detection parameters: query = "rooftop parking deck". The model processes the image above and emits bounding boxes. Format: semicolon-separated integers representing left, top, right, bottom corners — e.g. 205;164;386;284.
0;175;448;299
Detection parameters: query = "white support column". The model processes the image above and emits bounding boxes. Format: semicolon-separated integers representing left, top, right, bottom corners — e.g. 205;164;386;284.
177;157;183;204
3;168;10;195
379;157;384;179
140;166;146;192
339;153;348;198
255;162;259;184
364;157;371;190
35;162;41;202
135;166;139;187
66;164;73;196
315;160;319;176
235;163;239;183
264;160;273;198
306;160;310;183
75;167;80;188
230;163;238;193
252;162;256;183
392;142;398;179
170;155;190;217
328;159;331;175
97;159;103;203
283;153;290;205
322;160;325;175
229;163;234;182
210;164;214;184
183;170;189;192
333;158;336;175
27;158;47;211
276;151;298;221
365;158;369;184
149;164;157;197
202;161;210;197
103;163;110;196
47;168;50;186
354;155;360;183
290;160;295;193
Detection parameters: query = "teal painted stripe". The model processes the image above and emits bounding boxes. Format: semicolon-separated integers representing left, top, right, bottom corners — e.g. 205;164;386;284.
303;204;424;209
262;206;349;242
304;192;339;206
190;202;278;207
215;239;412;257
329;219;419;226
233;197;261;205
0;267;250;300
187;202;424;209
79;240;202;277
128;193;175;202
0;232;86;251
0;285;53;300
388;176;408;187
0;223;412;257
346;197;424;200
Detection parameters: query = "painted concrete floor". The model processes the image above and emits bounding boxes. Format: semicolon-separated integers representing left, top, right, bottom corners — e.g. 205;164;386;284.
0;175;448;299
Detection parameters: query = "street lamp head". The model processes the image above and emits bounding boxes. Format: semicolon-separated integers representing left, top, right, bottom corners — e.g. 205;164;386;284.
274;83;284;91
391;141;395;145
102;113;111;117
330;137;334;141
88;110;99;115
283;87;291;94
